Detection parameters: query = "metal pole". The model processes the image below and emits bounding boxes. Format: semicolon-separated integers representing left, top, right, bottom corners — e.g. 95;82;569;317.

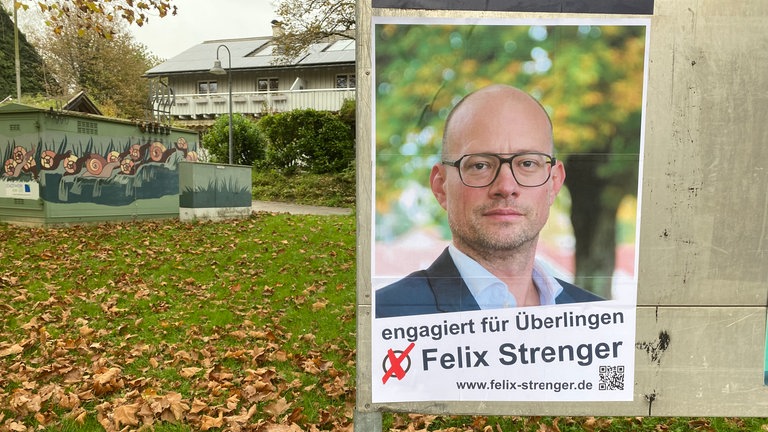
211;44;234;165
354;410;382;432
227;58;233;165
13;3;21;101
218;45;233;165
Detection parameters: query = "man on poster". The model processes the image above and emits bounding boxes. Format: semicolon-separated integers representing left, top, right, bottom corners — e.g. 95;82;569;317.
376;84;602;318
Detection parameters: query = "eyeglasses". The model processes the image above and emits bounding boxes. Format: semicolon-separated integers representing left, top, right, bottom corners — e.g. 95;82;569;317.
441;152;556;188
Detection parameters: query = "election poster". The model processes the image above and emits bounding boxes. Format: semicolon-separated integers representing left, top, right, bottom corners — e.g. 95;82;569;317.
371;16;649;403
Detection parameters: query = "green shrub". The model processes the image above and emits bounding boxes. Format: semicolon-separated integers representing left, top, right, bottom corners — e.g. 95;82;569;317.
338;98;356;131
202;113;266;165
251;167;356;208
258;108;354;174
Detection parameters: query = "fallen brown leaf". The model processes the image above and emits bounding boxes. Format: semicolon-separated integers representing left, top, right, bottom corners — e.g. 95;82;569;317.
264;396;291;418
180;367;203;378
0;343;23;357
113;402;141;428
200;411;224;431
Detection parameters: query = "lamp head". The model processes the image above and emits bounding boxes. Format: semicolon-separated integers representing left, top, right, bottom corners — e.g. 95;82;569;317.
209;60;226;75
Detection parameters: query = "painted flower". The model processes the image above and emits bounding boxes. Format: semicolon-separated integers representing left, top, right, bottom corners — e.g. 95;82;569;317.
4;159;16;176
40;150;56;169
12;146;25;163
129;144;141;161
120;158;135;174
63;155;78;174
150;142;166;162
22;154;36;170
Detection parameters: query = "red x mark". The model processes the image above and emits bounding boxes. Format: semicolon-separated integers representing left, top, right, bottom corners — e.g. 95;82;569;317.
382;342;415;384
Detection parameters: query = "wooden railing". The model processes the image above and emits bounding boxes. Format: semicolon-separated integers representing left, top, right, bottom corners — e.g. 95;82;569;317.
170;88;355;118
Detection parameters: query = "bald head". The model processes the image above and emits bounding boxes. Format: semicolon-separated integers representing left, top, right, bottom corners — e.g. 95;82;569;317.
442;85;553;158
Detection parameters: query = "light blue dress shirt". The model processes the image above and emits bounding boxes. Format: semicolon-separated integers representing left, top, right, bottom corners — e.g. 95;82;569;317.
448;244;564;308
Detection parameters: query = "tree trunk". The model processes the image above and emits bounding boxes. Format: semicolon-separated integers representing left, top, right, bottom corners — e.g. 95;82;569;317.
565;153;622;299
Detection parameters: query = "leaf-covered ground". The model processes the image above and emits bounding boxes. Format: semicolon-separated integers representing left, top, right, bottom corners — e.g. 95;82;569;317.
0;214;356;431
2;214;767;432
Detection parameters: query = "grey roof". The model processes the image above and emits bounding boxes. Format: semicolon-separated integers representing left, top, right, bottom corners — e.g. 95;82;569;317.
145;37;355;76
63;90;103;115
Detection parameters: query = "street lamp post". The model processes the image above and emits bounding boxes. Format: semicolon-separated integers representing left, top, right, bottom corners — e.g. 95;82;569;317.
13;3;22;101
209;44;233;165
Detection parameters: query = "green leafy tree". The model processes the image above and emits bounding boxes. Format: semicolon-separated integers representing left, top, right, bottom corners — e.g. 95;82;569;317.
0;5;47;99
12;0;176;38
374;24;646;296
538;26;646;297
203;113;267;166
258;108;355;174
30;10;160;118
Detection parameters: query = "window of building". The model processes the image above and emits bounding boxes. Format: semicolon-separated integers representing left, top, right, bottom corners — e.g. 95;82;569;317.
198;81;218;94
257;78;279;92
336;74;356;89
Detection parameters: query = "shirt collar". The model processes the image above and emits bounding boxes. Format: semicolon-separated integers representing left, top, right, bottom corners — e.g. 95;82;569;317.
531;259;563;305
448;244;563;308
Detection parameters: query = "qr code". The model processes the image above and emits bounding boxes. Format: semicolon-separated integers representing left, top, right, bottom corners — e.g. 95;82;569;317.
598;365;625;390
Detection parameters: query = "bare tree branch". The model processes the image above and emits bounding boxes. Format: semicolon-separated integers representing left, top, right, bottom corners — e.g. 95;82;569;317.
272;0;355;61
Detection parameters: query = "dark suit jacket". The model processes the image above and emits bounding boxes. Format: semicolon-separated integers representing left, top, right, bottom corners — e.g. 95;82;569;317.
375;247;603;318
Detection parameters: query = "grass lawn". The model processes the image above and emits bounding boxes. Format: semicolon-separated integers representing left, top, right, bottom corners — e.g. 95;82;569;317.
0;214;355;431
1;212;767;431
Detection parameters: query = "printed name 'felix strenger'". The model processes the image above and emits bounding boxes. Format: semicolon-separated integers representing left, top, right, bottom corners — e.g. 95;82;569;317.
422;340;623;370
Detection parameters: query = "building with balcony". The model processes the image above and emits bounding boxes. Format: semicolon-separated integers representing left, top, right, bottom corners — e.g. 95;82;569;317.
143;26;355;131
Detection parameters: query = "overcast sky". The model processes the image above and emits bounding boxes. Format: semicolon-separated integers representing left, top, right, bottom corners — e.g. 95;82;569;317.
129;0;278;59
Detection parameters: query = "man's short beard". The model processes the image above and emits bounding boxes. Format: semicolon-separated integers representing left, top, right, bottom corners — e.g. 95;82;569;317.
448;216;540;260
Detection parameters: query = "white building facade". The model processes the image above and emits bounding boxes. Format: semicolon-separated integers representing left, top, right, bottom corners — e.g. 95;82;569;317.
144;32;355;130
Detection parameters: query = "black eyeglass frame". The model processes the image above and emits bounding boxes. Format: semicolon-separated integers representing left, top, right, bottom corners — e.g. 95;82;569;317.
441;152;557;188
